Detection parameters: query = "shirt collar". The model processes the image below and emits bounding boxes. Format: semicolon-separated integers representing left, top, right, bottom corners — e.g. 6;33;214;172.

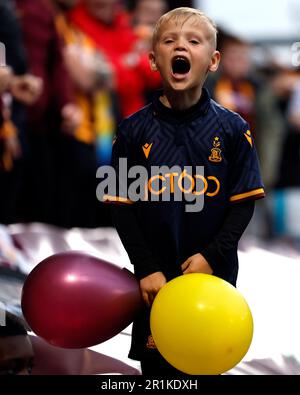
152;88;211;124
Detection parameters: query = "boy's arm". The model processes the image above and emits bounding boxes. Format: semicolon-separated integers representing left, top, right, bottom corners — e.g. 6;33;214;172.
111;204;166;306
186;116;264;276
182;200;254;275
201;200;254;273
109;119;169;306
111;204;162;279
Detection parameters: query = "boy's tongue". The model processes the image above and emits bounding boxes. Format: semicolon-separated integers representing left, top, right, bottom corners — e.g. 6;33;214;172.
171;57;190;79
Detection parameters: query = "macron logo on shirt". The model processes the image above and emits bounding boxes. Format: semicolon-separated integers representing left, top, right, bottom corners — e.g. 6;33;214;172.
244;130;253;147
142;143;153;159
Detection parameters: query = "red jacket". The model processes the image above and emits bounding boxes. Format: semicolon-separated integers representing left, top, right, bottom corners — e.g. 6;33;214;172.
69;3;161;117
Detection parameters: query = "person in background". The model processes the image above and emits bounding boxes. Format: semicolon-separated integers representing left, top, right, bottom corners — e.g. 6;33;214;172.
288;83;300;130
130;0;168;52
0;312;34;375
129;0;167;103
206;30;284;191
14;0;82;225
52;0;116;227
205;30;285;239
69;0;162;118
0;1;42;224
275;75;300;189
0;311;139;375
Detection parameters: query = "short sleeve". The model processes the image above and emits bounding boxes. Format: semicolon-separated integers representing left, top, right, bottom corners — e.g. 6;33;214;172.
229;122;265;203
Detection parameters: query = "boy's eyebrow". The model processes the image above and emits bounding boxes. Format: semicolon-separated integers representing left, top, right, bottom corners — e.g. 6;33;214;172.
159;30;204;38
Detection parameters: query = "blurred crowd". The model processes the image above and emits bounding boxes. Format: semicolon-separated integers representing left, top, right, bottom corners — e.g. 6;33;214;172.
0;0;299;241
0;0;168;228
205;29;300;240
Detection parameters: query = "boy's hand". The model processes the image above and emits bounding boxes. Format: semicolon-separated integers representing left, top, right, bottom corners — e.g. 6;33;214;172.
140;271;166;307
181;253;213;275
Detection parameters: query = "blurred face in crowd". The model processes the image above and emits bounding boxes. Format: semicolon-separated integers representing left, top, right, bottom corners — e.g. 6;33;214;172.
84;0;120;24
133;0;167;28
0;335;34;375
220;42;252;80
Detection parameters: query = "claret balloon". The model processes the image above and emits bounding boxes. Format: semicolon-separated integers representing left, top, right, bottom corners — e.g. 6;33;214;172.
21;251;142;348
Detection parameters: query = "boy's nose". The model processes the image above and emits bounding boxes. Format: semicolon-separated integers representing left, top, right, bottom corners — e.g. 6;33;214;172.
174;37;187;51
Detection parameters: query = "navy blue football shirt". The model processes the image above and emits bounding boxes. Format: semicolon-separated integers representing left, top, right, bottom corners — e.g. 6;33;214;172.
105;88;265;284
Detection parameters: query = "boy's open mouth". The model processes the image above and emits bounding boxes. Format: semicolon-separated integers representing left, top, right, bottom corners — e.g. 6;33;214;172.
171;56;191;75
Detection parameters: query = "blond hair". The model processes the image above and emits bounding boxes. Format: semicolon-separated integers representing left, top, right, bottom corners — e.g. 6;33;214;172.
152;7;217;49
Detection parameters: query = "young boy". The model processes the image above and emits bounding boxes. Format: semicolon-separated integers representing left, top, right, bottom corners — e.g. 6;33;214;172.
107;7;265;375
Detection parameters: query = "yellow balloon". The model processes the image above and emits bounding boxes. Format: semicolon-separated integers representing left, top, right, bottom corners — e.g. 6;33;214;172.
150;273;253;375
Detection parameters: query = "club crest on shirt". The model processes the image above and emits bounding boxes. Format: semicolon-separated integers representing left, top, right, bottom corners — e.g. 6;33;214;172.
209;136;222;162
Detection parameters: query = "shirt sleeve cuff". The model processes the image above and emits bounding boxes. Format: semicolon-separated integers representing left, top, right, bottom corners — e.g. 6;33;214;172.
229;188;265;203
133;257;162;280
200;244;221;274
103;195;134;205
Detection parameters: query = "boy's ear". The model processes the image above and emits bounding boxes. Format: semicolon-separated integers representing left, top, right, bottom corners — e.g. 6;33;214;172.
208;50;221;73
149;52;158;71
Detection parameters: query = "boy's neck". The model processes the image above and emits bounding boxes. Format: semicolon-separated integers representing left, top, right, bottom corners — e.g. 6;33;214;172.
160;87;203;111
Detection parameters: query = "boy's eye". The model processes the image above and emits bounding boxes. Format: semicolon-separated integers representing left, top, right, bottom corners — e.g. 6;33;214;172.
190;40;200;45
164;39;174;44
